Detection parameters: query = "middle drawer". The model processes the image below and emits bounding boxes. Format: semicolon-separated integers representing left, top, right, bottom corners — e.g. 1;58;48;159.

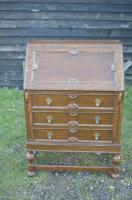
32;111;114;125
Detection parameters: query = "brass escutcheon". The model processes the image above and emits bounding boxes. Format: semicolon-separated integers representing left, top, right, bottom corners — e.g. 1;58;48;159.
68;94;79;99
69;126;78;133
70;48;80;55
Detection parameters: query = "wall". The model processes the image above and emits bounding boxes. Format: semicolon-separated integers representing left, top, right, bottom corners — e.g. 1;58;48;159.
0;0;132;88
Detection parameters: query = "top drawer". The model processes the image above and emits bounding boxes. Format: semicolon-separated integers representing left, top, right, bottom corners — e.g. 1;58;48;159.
31;93;115;108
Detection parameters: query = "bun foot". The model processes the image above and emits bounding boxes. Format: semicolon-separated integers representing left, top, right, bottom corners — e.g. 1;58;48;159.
26;152;35;160
111;173;120;178
27;151;36;176
32;151;37;156
28;170;35;177
112;154;121;179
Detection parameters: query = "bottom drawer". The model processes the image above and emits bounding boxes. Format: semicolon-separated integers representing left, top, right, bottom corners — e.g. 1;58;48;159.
32;129;112;142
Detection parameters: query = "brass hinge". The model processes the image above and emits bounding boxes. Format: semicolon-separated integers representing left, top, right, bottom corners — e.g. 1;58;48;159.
25;92;29;100
118;93;122;102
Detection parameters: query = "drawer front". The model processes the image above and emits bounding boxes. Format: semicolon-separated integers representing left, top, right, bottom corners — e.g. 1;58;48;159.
32;112;113;125
31;93;114;108
33;129;112;142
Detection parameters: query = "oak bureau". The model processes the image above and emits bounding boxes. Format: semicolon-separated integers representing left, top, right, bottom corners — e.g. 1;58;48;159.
24;40;124;178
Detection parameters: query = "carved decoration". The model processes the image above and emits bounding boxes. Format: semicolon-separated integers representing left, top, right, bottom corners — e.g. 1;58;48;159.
68;94;79;99
68;137;78;142
68;103;79;116
68;120;79;133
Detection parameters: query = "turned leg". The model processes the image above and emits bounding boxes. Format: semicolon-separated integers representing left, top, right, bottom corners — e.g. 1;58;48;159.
26;151;36;176
111;154;121;178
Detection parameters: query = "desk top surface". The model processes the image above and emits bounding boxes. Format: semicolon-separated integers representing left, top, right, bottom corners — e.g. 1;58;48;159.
24;40;124;91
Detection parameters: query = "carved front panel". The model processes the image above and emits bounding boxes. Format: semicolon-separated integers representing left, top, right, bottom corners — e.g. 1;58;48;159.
32;128;113;142
32;112;114;125
31;93;115;108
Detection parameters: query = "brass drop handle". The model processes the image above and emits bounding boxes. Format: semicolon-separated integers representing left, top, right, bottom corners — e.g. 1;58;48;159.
94;98;102;107
45;97;53;106
94;133;100;141
46;115;53;123
94;116;101;124
47;132;53;140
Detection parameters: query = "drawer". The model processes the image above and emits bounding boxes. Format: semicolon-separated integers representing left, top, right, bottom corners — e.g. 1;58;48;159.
31;93;114;108
32;112;113;125
32;128;112;142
